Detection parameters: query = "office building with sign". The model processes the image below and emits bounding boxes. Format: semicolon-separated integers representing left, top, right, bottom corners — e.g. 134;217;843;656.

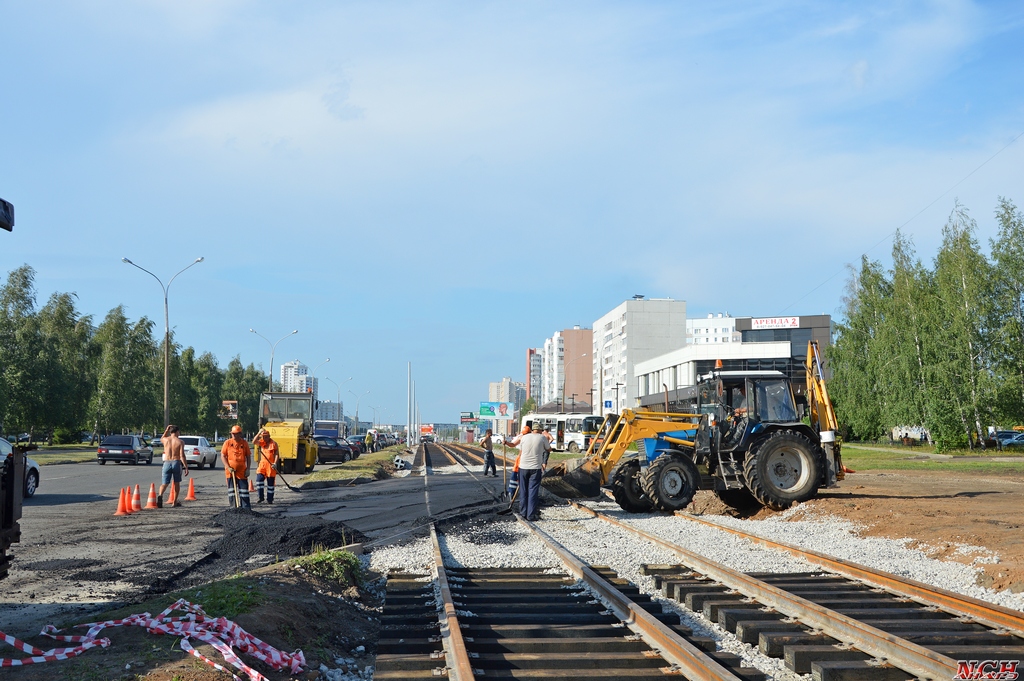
635;314;832;409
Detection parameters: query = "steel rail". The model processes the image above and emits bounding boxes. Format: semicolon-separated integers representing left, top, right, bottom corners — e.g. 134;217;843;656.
569;501;957;680
516;516;744;681
675;510;1024;635
429;523;476;681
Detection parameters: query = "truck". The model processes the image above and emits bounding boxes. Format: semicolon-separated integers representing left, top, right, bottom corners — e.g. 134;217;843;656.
543;341;843;513
257;392;319;474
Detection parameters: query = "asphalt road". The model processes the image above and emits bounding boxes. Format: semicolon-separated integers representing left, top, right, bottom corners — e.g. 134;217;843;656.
1;446;513;637
30;459;229;507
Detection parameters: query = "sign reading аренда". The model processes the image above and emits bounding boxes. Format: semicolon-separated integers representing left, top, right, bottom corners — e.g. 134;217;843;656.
752;316;799;330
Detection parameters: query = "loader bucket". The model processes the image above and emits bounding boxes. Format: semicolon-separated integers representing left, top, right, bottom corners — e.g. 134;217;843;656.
541;457;604;498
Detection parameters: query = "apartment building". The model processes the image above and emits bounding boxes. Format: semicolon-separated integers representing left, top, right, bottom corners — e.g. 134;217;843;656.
592;297;687;415
540;326;592;408
686;312;741;344
279;360;318;401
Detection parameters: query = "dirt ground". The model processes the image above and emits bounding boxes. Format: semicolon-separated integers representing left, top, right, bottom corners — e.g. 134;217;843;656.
691;469;1024;593
0;559;384;681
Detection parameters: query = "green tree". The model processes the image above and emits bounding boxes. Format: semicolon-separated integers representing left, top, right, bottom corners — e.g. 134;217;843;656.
222;356;267;435
38;292;96;442
931;203;997;449
193;351;225;436
0;265;46;437
91;306;160;433
990;197;1024;425
828;256;891;440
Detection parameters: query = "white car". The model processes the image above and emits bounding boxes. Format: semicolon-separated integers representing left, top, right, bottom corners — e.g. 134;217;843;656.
180;436;217;469
0;437;41;498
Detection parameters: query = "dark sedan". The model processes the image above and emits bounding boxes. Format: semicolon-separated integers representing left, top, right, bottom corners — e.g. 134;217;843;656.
345;435;365;456
97;435;154;465
313;436;354;463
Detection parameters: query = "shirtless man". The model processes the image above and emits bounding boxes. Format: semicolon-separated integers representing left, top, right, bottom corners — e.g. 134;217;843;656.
158;424;188;508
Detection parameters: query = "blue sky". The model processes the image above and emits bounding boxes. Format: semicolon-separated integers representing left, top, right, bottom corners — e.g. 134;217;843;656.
2;1;1023;423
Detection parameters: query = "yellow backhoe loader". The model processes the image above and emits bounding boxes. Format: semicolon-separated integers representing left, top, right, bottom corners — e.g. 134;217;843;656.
543;341;843;513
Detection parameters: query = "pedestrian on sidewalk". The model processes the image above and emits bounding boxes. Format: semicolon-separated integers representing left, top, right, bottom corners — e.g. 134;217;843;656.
253;428;280;504
508;424;550;520
158;424;188;508
221;425;252;509
481;429;497;476
365;431;374;454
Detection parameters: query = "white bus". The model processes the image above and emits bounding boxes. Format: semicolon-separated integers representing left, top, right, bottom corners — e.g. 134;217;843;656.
521;413;604;453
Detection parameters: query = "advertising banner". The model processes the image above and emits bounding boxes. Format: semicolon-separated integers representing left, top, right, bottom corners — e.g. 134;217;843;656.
479;401;514;420
420;424;434;435
460;411;476;424
752;316;799;330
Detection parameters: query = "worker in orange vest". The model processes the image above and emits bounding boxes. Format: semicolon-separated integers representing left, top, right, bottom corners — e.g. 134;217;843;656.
221;424;252;509
253;428;279;504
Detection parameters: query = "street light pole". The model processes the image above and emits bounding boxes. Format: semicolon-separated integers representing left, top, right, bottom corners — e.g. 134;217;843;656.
250;329;298;391
348;390;370;435
310;358;330;401
122;256;204;428
613;382;625;414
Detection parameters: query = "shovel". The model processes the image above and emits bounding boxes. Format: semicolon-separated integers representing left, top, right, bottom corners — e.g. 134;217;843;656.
497;485;520;515
232;474;241;508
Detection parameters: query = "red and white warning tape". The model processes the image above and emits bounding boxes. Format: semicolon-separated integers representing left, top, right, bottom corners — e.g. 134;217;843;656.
1;599;305;680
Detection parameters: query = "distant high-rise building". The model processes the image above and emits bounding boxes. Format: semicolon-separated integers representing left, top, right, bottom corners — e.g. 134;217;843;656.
526;348;542;403
279;359;318;401
540;326;592;409
593;297;687;415
487;376;526;436
316;400;344;421
686;312;740;345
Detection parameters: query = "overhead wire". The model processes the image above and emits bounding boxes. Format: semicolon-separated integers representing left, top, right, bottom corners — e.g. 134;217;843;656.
778;129;1024;315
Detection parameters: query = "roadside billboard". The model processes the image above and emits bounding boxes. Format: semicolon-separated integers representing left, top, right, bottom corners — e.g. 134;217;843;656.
479;402;514;420
220;400;238;419
460;411;476;424
420;424;434;435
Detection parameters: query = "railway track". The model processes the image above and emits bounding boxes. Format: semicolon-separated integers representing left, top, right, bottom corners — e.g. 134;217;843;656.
374;518;769;681
371;446;1024;680
566;500;1024;680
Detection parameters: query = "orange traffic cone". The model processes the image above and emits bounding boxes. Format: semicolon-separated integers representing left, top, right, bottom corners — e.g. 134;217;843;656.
145;483;159;509
114;488;129;516
167;482;177;506
122;487;134;514
131;484;142;512
184;477;196;501
248;479;255;492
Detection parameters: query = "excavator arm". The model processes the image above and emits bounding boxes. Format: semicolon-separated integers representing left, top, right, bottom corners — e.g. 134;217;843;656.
543;409;701;498
805;340;844;482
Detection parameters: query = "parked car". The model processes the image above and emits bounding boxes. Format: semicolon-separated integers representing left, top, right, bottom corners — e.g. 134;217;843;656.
180;435;217;469
0;436;40;498
1001;433;1024;449
97;435;154;465
313;436;354;463
345;436;365;456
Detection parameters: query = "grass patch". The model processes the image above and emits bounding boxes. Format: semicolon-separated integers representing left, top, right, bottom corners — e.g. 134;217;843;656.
293;546;362;586
31;450;99;466
296;447;404;485
842;444;1024;475
83;573;266;627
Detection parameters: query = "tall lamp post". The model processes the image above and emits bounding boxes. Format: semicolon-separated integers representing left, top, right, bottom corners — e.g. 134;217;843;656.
122;256;204;428
250;329;298;391
322;376;353;432
613;382;625;413
560;353;588;416
310;358;330;400
348;390;370;434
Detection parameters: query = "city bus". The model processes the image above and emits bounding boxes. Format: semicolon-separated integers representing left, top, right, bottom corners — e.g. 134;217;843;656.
521;413;604;453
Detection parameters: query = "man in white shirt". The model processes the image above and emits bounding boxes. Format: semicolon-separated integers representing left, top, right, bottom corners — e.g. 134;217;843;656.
508;424;551;520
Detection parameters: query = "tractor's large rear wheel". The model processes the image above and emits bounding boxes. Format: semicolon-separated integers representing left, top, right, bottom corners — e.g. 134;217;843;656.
714;488;762;514
611;460;654;513
743;430;821;511
641;453;699;512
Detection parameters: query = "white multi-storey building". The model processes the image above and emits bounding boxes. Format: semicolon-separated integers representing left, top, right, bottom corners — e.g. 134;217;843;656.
526;349;543;403
538;326;592;408
592;297;687;415
686;313;740;344
315;400;343;422
279;360;318;401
